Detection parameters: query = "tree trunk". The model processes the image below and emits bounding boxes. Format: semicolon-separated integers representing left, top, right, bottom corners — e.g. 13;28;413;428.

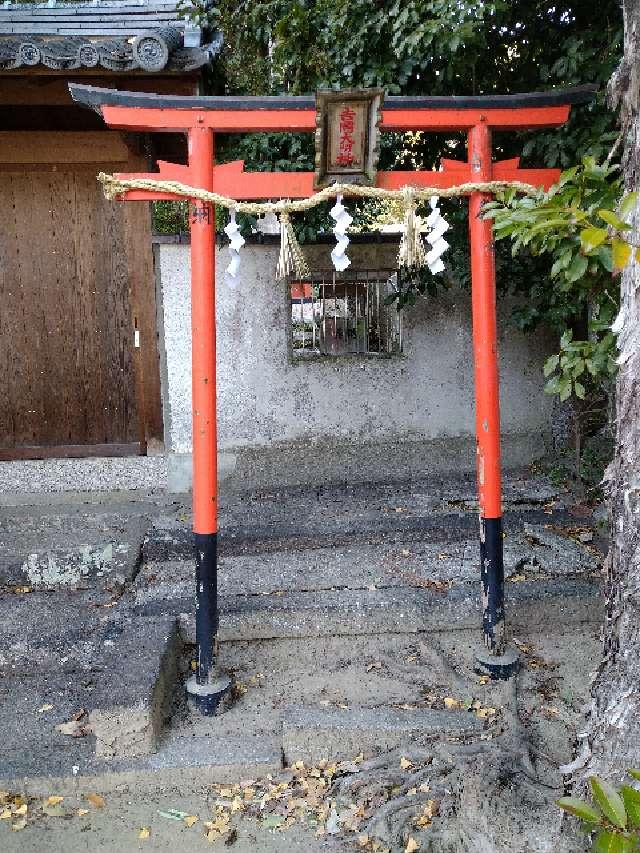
583;0;640;781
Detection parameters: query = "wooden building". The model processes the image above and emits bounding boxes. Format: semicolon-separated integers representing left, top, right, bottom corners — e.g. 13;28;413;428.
0;1;221;460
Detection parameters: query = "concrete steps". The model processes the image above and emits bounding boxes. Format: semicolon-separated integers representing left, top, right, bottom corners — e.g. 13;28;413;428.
142;470;565;561
0;498;167;592
133;517;602;643
0;624;500;794
135;578;599;644
1;623;603;795
0;471;604;796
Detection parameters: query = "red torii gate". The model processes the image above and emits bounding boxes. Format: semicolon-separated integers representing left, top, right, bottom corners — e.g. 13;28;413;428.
71;83;593;714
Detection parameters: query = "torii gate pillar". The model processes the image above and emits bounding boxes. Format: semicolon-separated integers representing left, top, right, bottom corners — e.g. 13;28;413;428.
70;83;594;711
187;125;230;711
468;122;507;661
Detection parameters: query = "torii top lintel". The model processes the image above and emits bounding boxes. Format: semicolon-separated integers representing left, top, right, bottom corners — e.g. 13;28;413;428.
69;84;595;202
71;83;594;133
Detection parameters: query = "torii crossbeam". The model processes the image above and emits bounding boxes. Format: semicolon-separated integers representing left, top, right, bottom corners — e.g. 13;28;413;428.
71;83;594;713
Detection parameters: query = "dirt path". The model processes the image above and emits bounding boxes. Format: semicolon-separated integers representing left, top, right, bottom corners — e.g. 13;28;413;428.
0;789;340;853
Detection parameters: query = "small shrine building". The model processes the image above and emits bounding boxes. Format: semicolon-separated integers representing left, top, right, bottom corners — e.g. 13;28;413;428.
0;1;222;460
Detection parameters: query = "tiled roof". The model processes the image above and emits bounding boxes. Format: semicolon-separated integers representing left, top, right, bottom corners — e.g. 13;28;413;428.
0;1;222;72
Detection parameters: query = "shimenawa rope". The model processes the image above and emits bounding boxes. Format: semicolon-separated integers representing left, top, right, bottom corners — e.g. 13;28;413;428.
97;172;540;213
97;172;539;279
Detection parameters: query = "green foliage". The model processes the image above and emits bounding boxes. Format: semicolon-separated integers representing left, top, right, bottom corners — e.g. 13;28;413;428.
483;157;631;403
558;774;640;851
385;264;452;310
152;200;190;235
543;327;616;403
175;0;221;30
485;158;622;277
209;0;621;238
214;1;619;102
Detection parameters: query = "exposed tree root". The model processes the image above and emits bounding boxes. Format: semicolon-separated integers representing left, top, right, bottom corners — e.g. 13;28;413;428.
329;675;584;853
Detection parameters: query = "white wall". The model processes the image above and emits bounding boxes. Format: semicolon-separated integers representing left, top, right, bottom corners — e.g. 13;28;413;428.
156;241;555;485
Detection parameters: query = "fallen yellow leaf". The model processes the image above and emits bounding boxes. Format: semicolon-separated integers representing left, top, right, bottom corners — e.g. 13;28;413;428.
399;757;413;770
86;793;105;809
37;704;54;713
0;808;12;820
444;697;460;710
44;796;64;807
139;826;151;839
405;837;420;853
14;804;27;816
77;808;89;817
208;814;230;832
414;799;440;829
475;707;497;719
183;815;198;828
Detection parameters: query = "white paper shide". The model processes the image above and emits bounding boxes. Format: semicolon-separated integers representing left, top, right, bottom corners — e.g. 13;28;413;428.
224;209;245;286
424;196;449;275
330;194;353;272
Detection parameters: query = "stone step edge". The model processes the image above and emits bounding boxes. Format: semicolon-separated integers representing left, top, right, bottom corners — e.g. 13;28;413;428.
282;704;484;765
132;577;603;643
88;615;181;761
0;736;282;798
2;703;487;796
142;508;575;560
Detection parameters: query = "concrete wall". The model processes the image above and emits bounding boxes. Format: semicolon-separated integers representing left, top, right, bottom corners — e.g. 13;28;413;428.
156;241;555;489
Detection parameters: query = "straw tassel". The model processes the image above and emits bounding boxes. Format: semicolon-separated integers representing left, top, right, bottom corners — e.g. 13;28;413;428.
275;211;309;279
397;187;427;271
